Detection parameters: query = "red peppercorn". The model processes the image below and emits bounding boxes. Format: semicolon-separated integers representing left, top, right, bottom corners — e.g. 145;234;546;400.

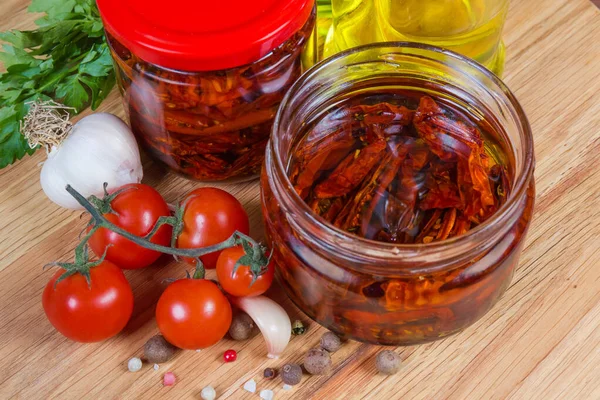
223;349;237;362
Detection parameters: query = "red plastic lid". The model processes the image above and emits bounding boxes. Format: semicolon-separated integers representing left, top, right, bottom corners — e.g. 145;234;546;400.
97;0;314;71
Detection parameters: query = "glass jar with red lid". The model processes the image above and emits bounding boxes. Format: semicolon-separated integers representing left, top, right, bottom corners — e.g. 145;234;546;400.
97;0;316;181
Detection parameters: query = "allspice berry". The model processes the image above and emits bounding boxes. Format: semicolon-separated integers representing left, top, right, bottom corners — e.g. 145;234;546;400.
229;310;259;341
144;335;177;363
263;367;277;380
281;363;302;386
304;348;332;375
320;332;342;353
375;350;401;375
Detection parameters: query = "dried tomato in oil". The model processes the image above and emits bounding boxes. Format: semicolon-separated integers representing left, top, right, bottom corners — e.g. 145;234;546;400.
107;10;316;181
262;44;535;346
288;92;511;243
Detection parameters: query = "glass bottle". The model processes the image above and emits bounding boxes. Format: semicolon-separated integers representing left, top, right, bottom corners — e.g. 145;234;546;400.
322;0;508;76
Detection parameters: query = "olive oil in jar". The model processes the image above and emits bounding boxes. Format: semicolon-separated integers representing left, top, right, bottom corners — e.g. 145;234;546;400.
324;0;508;76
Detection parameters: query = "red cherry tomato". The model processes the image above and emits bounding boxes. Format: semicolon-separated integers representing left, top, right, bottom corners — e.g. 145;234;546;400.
156;278;232;350
216;246;274;297
89;183;172;269
42;261;134;342
223;349;237;362
176;188;249;269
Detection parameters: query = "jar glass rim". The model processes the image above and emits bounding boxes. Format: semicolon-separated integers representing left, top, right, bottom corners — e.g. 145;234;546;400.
270;41;534;262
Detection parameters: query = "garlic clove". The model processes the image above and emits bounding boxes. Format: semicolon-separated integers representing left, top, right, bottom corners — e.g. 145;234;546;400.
231;296;291;359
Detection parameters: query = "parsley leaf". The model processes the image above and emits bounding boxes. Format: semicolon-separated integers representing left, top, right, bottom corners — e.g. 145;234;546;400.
79;45;114;77
56;75;89;111
0;105;35;168
0;0;115;169
0;44;41;68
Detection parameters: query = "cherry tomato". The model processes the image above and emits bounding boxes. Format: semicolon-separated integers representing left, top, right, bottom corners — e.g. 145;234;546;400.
216;246;274;297
89;183;172;269
156;278;232;349
42;261;134;342
177;188;249;269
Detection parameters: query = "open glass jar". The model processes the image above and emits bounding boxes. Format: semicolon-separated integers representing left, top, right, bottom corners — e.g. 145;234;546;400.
262;43;535;345
97;0;316;181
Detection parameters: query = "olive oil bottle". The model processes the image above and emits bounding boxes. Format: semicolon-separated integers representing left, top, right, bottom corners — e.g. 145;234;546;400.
322;0;508;76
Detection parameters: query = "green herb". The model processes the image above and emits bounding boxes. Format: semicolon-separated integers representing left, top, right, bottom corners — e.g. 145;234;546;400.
0;0;115;168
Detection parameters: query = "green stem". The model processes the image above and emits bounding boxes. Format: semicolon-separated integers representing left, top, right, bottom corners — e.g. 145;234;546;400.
193;261;205;280
144;215;178;240
66;185;260;259
74;225;99;264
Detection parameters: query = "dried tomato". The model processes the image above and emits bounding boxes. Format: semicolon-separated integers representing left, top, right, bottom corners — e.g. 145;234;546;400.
288;93;510;244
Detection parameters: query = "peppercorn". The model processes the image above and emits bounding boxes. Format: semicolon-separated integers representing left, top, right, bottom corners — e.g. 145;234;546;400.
303;348;332;375
291;320;306;335
229;311;259;341
163;372;176;386
127;357;142;372
144;335;177;364
200;385;216;400
223;349;237;362
320;331;342;353
263;367;277;380
375;350;401;375
281;363;302;385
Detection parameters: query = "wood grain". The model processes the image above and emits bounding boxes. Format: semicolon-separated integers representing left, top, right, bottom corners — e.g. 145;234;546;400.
1;0;600;399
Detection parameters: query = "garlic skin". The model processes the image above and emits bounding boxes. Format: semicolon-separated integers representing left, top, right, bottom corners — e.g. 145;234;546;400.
40;113;143;209
232;296;291;359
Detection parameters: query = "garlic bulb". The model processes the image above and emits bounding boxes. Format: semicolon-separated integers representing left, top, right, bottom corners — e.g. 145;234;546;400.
232;296;291;359
39;113;143;209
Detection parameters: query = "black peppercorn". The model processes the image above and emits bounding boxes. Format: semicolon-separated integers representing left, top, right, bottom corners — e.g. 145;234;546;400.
144;335;177;364
263;367;277;380
376;350;401;375
281;364;302;385
304;348;332;375
320;332;343;353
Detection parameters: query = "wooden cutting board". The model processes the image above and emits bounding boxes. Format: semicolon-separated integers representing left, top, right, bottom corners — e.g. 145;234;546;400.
1;0;599;399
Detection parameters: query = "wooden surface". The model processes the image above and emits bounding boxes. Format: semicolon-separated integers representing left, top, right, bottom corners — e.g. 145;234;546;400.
1;0;600;399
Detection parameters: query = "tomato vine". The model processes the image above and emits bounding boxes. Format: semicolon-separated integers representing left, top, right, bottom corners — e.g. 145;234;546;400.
52;184;271;283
